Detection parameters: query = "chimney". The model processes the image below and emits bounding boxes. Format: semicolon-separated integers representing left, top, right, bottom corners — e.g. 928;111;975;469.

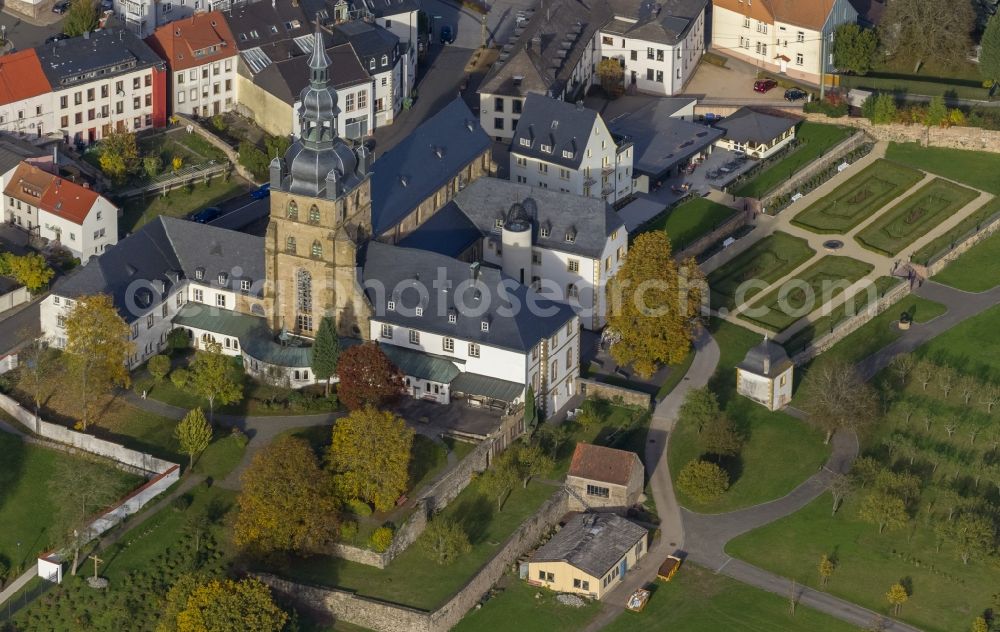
762;335;770;374
576;100;584;111
82;182;90;189
470;261;481;281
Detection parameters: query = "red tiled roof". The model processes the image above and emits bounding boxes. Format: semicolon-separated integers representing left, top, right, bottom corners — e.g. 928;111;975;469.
568;443;641;486
4;162;101;226
146;11;237;72
0;49;52;107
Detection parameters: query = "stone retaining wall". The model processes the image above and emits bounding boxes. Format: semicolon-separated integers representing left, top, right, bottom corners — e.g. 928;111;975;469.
924;212;1000;276
577;378;653;410
675;211;748;261
172;115;259;183
259;490;569;632
801;113;1000;154
763;131;869;203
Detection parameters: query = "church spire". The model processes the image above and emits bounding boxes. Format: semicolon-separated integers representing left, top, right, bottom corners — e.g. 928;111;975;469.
308;21;331;87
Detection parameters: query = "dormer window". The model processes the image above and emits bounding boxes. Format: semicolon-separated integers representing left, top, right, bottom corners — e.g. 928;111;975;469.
369;59;376;70
415;306;424;317
240;279;251;294
562;150;573;159
519;138;530;147
448;310;457;323
494;218;504;229
481;321;489;332
540;144;552;153
565;227;577;243
195;267;205;280
381;54;388;65
540;227;550;238
387;300;396;311
218;272;228;285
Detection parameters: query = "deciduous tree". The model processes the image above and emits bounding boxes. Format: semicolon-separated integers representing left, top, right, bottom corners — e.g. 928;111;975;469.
418;517;471;565
311;316;340;397
597;59;624;98
949;512;995;564
327;406;413;512
63;294;133;430
16;337;56;424
801;359;879;443
858;491;908;534
606;232;704;378
189;342;243;422
97;128;141;183
512;441;554;488
890;353;916;387
851;456;882;489
235;436;340;555
63;0;99;37
148;354;171;383
701;415;743;457
972;616;990;632
174;577;288;632
879;0;974;70
0;252;54;291
335;342;405;410
885;582;908;616
676;459;729;503
478;451;519;511
832;23;878;75
818;554;835;586
175;408;212;470
679;386;721;434
828;473;853;516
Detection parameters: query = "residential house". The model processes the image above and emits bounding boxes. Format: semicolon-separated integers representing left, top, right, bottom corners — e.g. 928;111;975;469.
527;513;648;599
0;50;55;139
736;336;793;411
714;107;798;159
566;443;644;512
338;0;418;101
37;29;167;146
3;162;118;261
330;20;402;127
509;94;635;204
598;0;708;96
711;0;858;84
0;135;51;196
145;12;239;118
113;0;235;38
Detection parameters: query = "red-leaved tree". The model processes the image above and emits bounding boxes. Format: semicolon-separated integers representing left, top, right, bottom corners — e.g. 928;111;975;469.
336;343;406;410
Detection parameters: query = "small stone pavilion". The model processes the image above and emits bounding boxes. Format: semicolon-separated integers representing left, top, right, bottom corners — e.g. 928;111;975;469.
735;336;794;411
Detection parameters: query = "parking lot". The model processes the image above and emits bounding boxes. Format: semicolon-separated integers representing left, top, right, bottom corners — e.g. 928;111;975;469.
683;59;793;104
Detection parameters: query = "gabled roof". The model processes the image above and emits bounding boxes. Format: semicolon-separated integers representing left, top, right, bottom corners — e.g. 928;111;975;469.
224;1;309;51
716;107;800;146
608;99;722;178
253;42;368;103
35;28;164;88
602;0;708;45
396;201;483;258
531;513;647;578
371;98;490;236
510;94;600;170
146;12;238;72
0;50;51;107
361;241;576;353
330;20;398;70
713;0;839;30
568;443;642;486
3;162;106;226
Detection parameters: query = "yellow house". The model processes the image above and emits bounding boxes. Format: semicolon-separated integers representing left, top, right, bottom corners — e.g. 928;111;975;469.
526;513;648;600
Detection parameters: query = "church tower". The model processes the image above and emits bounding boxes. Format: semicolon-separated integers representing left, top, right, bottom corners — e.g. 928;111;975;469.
264;23;373;339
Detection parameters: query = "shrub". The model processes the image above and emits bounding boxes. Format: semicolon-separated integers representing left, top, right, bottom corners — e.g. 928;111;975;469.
230;427;249;447
346;498;373;517
167;328;189;351
143;155;163;178
172;156;183;171
173;494;193;512
148;354;171;382
134;378;155;396
369;526;394;552
170;368;190;389
238;141;270;180
676;459;729;502
339;521;358;542
803;99;848;118
210;114;227;132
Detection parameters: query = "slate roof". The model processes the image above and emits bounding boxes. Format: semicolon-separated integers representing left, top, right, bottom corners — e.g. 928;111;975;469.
737;336;793;378
0;137;47;176
224;1;310;51
371;98;490;236
145;12;238;73
253;42;369;104
715;107;799;146
330;20;399;76
51;216;264;322
380;343;462;383
396;201;482;258
608;100;722;178
510;94;601;170
357;0;420;19
35;28;164;88
361;241;576;353
568;443;642;486
602;0;708;45
450;372;525;402
531;513;647;578
0;50;51;107
450;177;623;259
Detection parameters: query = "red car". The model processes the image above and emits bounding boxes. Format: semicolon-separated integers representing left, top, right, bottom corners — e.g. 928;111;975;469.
753;79;778;93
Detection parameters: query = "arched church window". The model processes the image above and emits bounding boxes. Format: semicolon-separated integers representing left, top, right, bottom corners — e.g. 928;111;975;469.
311;241;322;258
309;204;320;224
297;268;312;314
286;236;296;254
287;200;298;220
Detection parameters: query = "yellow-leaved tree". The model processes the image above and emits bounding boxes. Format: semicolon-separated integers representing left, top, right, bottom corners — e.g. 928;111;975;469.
63;293;133;430
605;231;704;378
165;576;287;632
328;406;414;512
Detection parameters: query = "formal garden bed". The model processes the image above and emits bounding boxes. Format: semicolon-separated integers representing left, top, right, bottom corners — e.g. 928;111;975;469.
855;179;980;256
790;159;924;234
728;324;1000;632
930;231;1000;293
641;197;737;251
740;256;874;332
885;143;1000;195
707;231;816;311
668;320;831;514
732;122;855;200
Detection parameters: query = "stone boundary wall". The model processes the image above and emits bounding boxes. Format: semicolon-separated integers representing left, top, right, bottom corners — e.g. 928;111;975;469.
792;281;911;365
173;115;259;184
577;378;653;410
763;131;869;203
801;113;1000;154
328;439;494;568
924;211;1000;276
675;210;748;261
258;490;569;632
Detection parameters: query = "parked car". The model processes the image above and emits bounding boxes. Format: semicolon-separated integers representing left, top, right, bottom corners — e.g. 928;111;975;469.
100;0;113;8
703;112;722;123
784;88;808;101
753;79;778;93
250;183;270;200
189;206;221;224
45;33;70;44
439;25;453;44
52;1;70;12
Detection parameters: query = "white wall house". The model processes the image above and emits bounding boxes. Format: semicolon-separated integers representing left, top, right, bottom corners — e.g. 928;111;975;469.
735;337;793;411
3;162;118;261
0;50;54;139
711;0;858;84
715;107;798;159
510;95;635;205
350;0;418;99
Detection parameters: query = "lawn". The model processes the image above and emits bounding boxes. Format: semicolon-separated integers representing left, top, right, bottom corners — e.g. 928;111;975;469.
601;564;859;632
0;430;142;572
669;320;831;514
267;479;559;611
740;256;874;332
855;179;980;257
733;122;855;199
912;196;1000;266
642;197;737;251
838;71;990;100
707;231;816;311
790;159;924;234
783;276;903;355
885;143;1000;195
120;176;249;234
918;303;1000;382
931;231;1000;293
452;572;602;632
138;130;227;167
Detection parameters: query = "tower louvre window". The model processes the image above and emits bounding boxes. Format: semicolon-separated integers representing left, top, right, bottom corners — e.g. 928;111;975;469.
287;200;298;220
309;205;320;224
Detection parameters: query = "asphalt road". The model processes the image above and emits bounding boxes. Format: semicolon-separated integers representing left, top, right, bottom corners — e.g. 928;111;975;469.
0;300;41;355
0;10;64;51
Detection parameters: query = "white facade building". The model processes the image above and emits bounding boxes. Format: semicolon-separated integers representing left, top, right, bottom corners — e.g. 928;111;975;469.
715;107;799;160
735;337;793;411
510;94;635;205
